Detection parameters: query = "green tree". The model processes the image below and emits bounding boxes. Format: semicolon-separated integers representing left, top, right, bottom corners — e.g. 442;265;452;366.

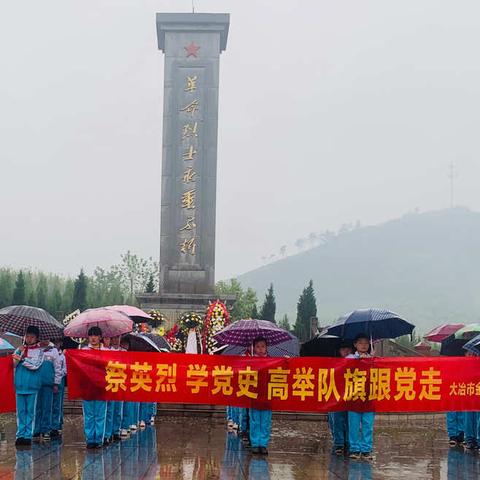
12;271;26;305
36;273;48;310
279;314;290;331
113;251;158;304
27;290;36;307
50;284;63;318
72;269;88;311
215;279;258;321
62;279;75;313
0;269;14;308
145;274;156;293
294;280;317;341
250;303;259;319
260;284;276;323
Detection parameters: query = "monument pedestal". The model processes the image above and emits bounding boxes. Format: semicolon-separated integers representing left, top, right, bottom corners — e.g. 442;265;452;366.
137;293;236;329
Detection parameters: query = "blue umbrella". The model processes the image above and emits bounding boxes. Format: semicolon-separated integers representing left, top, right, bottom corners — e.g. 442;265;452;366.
462;334;480;356
325;308;415;341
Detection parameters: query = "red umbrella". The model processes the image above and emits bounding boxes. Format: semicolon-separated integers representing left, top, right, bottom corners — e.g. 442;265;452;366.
64;308;133;338
106;305;152;323
424;323;465;343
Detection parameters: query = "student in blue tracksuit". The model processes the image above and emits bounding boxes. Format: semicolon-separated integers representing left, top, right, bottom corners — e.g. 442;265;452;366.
12;325;44;446
446;411;465;446
463;350;479;450
249;337;272;455
347;333;375;460
120;337;136;437
328;341;353;455
82;326;107;449
33;341;61;440
51;339;66;438
102;336;115;445
110;335;124;441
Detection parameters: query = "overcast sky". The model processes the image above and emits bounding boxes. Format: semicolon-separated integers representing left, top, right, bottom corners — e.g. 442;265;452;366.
1;0;480;280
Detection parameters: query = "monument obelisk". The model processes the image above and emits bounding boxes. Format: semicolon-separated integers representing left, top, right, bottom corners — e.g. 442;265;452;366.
138;13;232;324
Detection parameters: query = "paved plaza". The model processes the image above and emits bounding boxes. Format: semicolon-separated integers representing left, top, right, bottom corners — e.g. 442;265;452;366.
0;415;478;479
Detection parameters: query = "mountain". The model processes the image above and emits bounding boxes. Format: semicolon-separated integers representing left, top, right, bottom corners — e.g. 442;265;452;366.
237;208;480;333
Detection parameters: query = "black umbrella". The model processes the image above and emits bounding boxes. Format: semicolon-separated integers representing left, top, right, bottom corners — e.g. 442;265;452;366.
300;335;349;357
141;333;171;352
124;333;170;353
440;334;467;356
0;305;63;341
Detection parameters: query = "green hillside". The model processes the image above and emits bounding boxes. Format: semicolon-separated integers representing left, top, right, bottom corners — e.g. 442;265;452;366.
237;208;480;333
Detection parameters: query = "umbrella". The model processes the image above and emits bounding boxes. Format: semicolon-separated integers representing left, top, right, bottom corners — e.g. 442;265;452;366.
300;335;347;357
424;324;465;343
141;333;171;352
123;333;165;353
106;305;152;323
452;324;480;340
325;308;415;341
213;319;295;347
462;334;480;356
0;332;23;349
0;305;63;341
221;337;299;358
0;338;15;353
64;308;133;338
440;335;468;356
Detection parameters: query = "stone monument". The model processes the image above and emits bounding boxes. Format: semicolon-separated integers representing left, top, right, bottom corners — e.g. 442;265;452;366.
137;13;234;325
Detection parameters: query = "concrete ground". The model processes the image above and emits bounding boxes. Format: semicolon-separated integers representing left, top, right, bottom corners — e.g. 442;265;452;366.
0;414;478;479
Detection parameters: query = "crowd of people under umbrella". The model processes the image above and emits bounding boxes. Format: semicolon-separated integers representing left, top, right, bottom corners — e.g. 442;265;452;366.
1;303;480;461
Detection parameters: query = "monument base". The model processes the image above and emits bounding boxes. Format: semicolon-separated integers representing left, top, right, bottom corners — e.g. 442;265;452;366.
136;292;236;329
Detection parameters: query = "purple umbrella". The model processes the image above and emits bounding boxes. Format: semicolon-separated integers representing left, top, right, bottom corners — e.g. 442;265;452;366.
213;319;294;347
64;308;133;338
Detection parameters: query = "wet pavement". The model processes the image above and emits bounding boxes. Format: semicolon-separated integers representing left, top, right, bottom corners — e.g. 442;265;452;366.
0;414;479;479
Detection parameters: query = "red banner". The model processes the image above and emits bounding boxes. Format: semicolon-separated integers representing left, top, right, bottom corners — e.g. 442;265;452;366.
0;356;16;413
66;350;480;413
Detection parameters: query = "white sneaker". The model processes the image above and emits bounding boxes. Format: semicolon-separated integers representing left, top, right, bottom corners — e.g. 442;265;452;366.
139;420;146;428
232;423;239;430
227;420;234;428
130;424;137;432
150;417;155;425
120;429;129;437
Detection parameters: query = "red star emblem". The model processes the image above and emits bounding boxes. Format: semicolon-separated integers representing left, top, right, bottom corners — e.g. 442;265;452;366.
184;42;200;58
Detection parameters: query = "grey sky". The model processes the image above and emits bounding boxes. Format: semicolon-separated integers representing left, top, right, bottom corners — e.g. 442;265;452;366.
1;0;480;281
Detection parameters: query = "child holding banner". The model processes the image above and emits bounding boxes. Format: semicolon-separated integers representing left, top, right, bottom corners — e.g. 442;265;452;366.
12;326;44;446
82;326;107;449
249;337;271;455
347;333;375;460
328;341;353;455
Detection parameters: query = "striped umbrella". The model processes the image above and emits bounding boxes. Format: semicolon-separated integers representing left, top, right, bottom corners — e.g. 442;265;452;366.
64;308;133;338
0;305;63;341
213;319;294;347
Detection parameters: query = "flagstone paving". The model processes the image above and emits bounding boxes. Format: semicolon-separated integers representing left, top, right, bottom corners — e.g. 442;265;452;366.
0;414;478;479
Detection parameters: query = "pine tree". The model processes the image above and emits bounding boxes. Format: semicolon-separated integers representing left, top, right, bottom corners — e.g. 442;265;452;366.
145;274;156;293
260;284;276;323
72;269;88;311
294;280;317;341
251;303;259;319
12;271;26;305
27;291;36;307
0;270;14;308
36;274;48;310
279;314;290;331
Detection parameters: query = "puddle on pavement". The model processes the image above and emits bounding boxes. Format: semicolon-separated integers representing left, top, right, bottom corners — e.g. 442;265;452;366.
0;414;478;479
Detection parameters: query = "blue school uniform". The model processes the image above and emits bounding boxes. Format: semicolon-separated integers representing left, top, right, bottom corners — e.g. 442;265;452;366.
51;350;67;432
82;344;107;445
13;344;44;440
329;411;349;449
347;352;375;454
446;411;465;440
464;411;479;445
248;353;272;449
34;344;61;435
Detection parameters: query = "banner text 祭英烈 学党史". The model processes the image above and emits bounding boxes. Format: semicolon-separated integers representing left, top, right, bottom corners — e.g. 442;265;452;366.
2;351;480;413
64;350;480;413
